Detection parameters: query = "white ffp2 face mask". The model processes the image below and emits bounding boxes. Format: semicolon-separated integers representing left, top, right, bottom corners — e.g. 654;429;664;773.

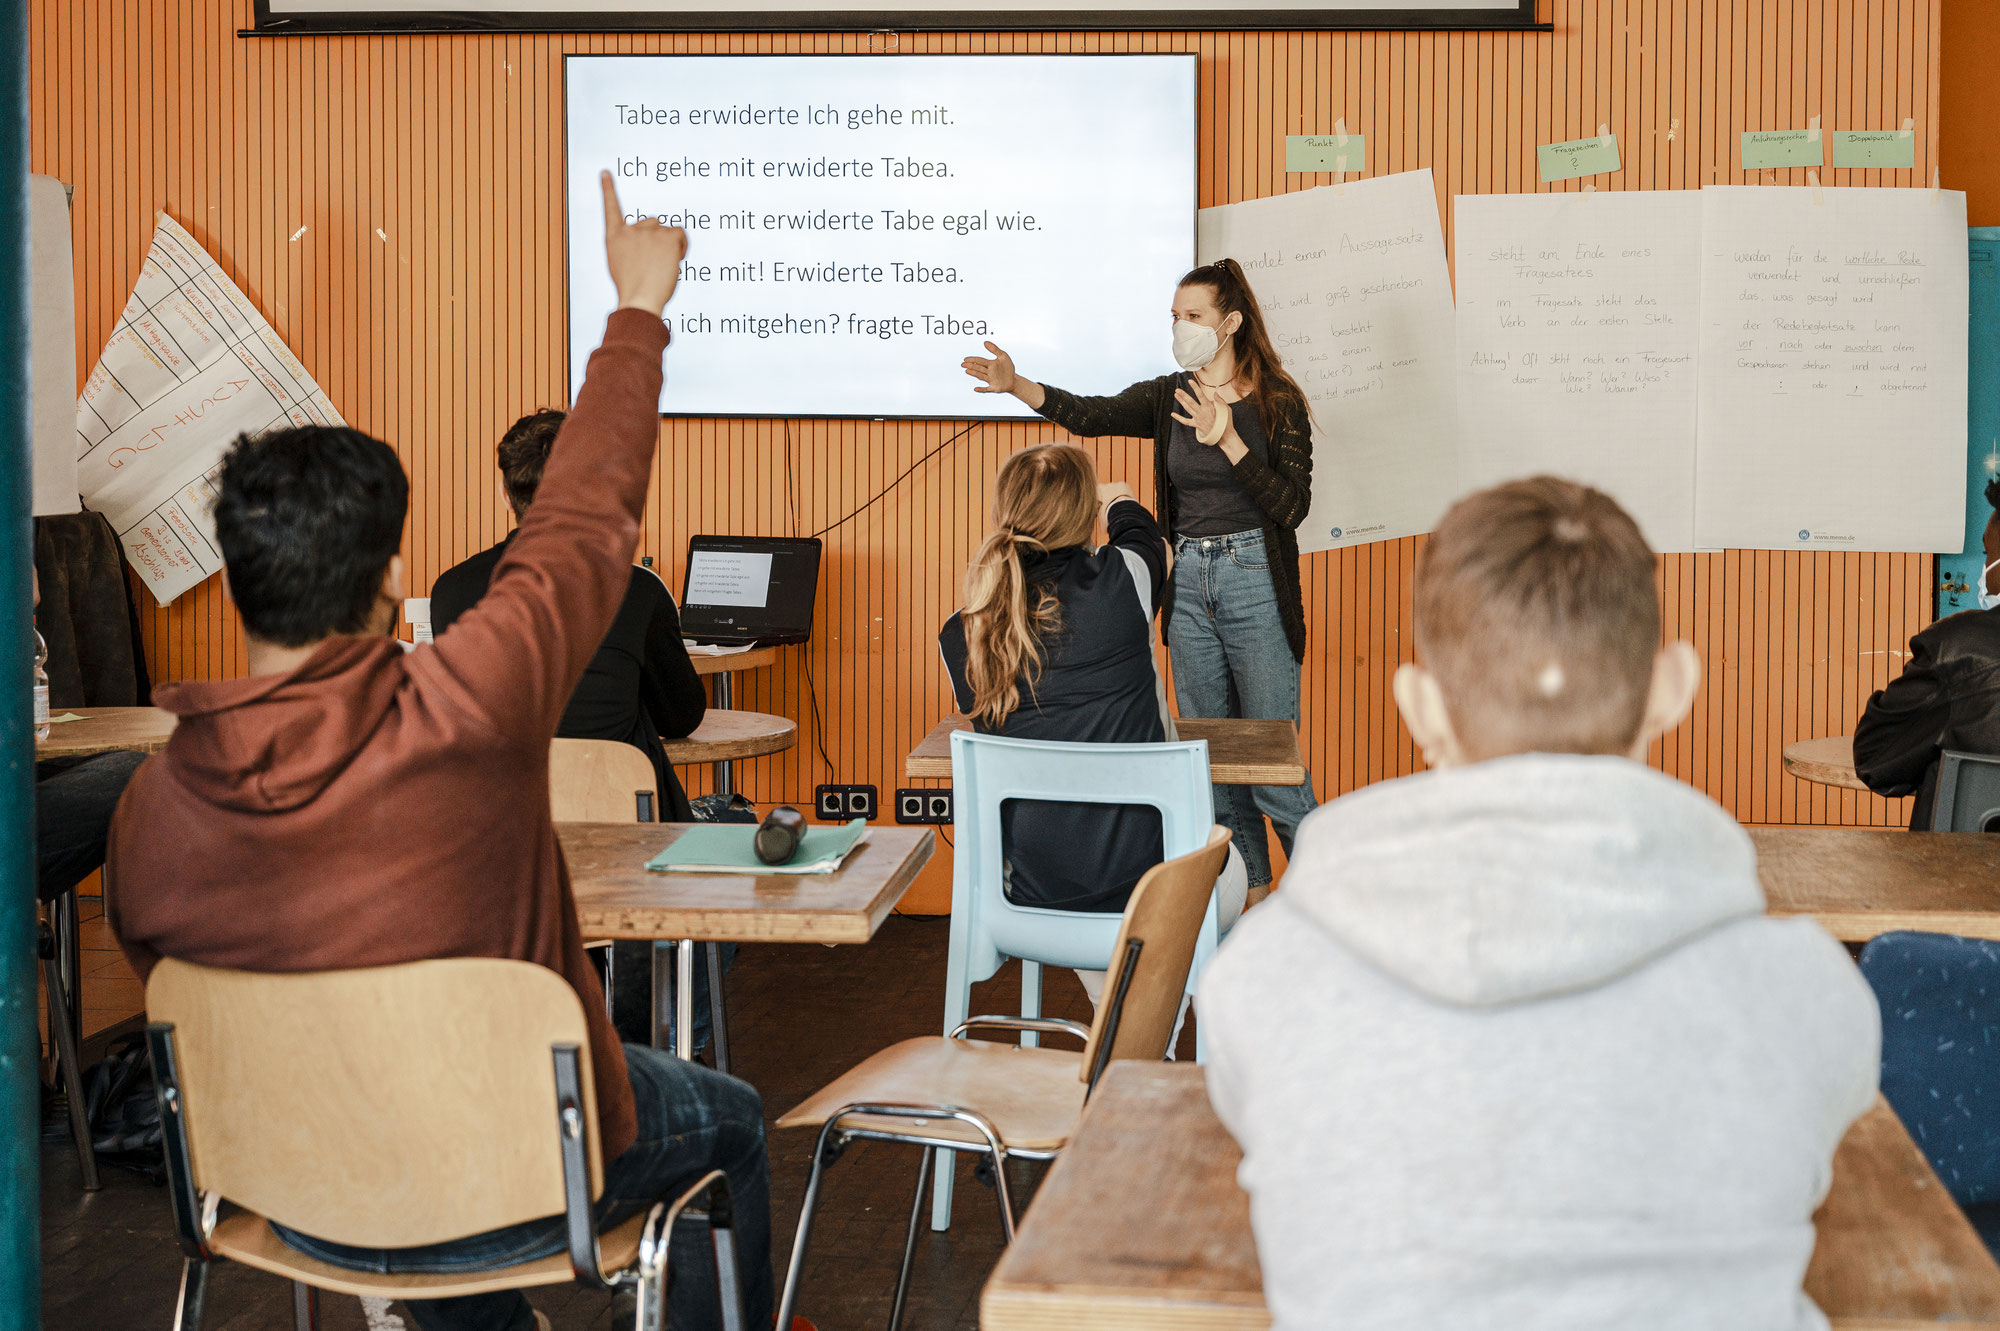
1173;320;1221;371
1979;558;2000;611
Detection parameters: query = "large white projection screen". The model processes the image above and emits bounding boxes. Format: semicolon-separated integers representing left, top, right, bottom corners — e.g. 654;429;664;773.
564;54;1197;419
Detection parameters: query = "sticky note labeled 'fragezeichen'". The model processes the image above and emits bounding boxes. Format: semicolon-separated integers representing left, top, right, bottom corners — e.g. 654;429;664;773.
1741;130;1822;169
1830;129;1916;169
1538;133;1619;182
1286;134;1367;174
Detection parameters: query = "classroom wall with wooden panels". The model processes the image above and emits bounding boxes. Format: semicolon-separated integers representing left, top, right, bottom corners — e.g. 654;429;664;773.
30;0;1940;912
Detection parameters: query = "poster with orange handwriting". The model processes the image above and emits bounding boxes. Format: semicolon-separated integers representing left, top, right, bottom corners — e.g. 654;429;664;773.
75;213;342;604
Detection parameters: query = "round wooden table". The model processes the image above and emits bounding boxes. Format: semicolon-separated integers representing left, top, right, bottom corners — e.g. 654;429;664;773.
1783;735;1868;792
663;709;797;797
34;706;177;760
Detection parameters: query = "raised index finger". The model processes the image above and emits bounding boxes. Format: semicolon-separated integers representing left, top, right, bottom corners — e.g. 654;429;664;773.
600;171;624;234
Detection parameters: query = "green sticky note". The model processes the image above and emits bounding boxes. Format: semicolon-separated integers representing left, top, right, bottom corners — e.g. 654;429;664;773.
1741;130;1822;169
1285;134;1367;174
1831;129;1916;168
1537;133;1620;182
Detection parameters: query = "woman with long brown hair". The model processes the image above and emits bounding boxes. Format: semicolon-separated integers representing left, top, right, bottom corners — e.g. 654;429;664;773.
961;258;1318;898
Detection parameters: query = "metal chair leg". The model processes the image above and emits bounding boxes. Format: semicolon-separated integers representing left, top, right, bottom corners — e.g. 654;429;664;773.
886;1144;935;1331
989;1145;1017;1242
172;1259;208;1331
705;940;730;1074
39;931;98;1190
773;1120;842;1331
290;1282;319;1330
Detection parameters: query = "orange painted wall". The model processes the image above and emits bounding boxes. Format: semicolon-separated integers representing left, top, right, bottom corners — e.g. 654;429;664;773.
1940;0;2000;224
31;0;1937;913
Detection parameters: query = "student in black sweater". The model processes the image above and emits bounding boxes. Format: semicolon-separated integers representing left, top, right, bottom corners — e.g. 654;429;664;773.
939;443;1245;1007
431;409;714;1049
961;258;1318;901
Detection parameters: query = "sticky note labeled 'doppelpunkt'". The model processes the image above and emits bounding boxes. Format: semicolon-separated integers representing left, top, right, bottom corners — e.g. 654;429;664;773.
1830;129;1916;169
1538;133;1619;182
1741;130;1822;169
1286;134;1367;174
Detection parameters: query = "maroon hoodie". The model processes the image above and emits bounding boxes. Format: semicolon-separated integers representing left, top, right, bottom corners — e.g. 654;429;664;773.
107;309;670;1160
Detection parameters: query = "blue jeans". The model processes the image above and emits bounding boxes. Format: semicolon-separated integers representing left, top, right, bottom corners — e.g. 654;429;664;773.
276;1043;774;1331
1169;528;1319;887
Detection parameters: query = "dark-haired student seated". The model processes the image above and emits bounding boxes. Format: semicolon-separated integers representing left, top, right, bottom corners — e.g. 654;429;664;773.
104;178;778;1331
1200;477;1879;1331
1854;477;2000;828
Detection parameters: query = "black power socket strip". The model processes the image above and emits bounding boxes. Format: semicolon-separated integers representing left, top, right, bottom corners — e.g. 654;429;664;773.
894;788;954;825
814;784;878;821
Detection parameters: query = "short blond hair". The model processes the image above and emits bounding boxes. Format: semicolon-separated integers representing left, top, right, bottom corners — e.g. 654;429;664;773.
1414;476;1660;758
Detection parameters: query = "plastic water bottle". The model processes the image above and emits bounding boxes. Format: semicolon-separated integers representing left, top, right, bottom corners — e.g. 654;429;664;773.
33;628;49;742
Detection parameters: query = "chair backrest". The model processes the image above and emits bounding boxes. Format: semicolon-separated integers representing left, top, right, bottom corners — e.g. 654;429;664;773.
1859;930;2000;1204
1078;824;1234;1085
950;729;1219;976
145;957;602;1249
1931;751;2000;833
550;737;658;823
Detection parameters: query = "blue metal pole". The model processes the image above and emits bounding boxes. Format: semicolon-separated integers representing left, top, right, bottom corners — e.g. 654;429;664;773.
0;0;41;1325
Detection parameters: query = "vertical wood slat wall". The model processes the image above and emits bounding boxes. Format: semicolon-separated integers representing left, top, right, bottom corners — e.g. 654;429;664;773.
29;0;1936;913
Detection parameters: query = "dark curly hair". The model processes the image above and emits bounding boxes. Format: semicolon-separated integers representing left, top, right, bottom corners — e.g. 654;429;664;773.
497;409;567;515
1985;475;2000;514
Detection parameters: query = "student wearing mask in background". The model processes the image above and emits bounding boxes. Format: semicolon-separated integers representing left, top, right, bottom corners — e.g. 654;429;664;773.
1854;477;2000;828
962;258;1317;901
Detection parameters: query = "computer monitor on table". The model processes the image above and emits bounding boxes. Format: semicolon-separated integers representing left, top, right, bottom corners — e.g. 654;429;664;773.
678;536;822;647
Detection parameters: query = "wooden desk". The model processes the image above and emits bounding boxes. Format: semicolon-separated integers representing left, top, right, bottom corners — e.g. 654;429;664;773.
1753;826;2000;943
662;710;797;765
558;821;933;946
1785;735;1869;792
689;645;780;678
33;706;176;760
905;715;1307;787
982;1063;2000;1330
688;646;783;795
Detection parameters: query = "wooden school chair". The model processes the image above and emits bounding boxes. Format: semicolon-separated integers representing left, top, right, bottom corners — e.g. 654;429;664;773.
550;738;731;1067
144;957;744;1331
771;824;1234;1331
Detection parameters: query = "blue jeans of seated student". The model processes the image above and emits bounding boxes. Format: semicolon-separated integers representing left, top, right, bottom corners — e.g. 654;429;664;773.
275;1043;774;1331
1169;528;1320;888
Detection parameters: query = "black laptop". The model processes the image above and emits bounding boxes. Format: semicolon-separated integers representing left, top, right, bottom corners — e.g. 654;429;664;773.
677;535;823;647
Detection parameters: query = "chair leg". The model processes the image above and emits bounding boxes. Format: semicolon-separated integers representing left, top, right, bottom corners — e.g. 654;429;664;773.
172;1259;207;1331
290;1282;319;1331
774;1120;842;1331
1018;959;1042;1049
40;941;98;1190
935;934;975;1232
53;886;82;1063
988;1146;1018;1243
705;940;730;1074
710;1219;745;1331
886;1144;935;1331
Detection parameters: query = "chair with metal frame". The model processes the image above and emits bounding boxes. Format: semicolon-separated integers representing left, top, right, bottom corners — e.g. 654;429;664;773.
549;737;731;1069
39;888;96;1190
770;824;1234;1331
144;956;743;1331
1930;750;2000;833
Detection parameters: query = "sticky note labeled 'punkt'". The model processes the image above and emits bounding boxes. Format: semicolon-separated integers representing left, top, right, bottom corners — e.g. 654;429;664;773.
1286;134;1367;174
1741;130;1822;169
1538;133;1619;183
1830;129;1916;169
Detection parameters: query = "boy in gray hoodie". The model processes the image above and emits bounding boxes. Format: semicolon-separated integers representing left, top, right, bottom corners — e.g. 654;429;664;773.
1199;477;1880;1331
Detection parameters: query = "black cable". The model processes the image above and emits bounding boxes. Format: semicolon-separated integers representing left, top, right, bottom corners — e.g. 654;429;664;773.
808;419;985;540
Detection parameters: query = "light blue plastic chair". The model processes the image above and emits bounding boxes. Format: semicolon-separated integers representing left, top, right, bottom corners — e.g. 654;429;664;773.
931;728;1224;1230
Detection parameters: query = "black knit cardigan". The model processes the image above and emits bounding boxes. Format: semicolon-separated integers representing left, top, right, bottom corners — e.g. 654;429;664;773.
1035;373;1313;662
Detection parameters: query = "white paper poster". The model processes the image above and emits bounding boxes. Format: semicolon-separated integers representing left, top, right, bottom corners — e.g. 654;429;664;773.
1695;186;1968;552
1454;191;1702;552
1197;170;1460;553
30;175;79;516
75;214;344;604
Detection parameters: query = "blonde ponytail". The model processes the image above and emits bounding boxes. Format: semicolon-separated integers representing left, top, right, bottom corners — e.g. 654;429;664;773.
961;445;1100;726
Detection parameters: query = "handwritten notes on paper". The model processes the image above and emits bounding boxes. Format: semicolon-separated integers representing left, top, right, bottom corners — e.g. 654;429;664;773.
1455;192;1702;552
1538;134;1621;183
76;214;344;604
1197;170;1459;552
1695;187;1967;551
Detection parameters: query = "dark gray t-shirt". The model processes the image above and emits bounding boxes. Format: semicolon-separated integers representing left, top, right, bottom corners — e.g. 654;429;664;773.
1168;387;1269;537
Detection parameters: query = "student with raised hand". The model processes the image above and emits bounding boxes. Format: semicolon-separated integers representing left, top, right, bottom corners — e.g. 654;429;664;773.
962;258;1316;901
1853;475;2000;828
938;443;1247;1005
1199;477;1879;1331
106;176;791;1331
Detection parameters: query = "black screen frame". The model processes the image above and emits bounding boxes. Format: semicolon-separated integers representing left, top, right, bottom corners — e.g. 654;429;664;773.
678;535;824;644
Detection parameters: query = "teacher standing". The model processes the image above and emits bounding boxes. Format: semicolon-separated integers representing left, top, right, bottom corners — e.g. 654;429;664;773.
961;257;1318;900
